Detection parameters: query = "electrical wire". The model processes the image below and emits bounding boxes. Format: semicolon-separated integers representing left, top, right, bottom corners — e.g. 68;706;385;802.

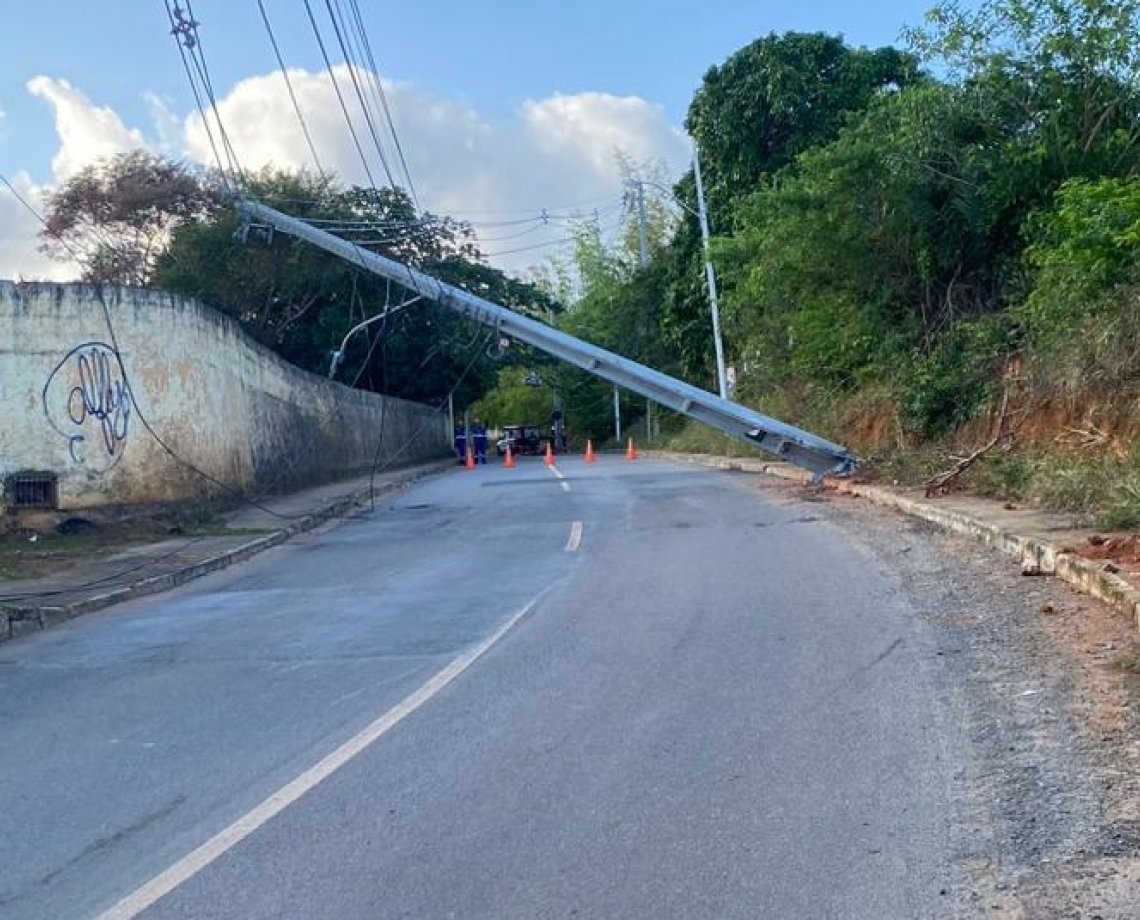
320;0;399;190
163;1;230;187
366;326;494;510
182;0;245;184
257;0;328;180
4;169;316;522
162;1;246;189
2;175;490;595
436;194;624;217
480;222;623;259
343;0;420;207
2;7;521;598
301;0;379;190
471;220;548;244
0;534;211;603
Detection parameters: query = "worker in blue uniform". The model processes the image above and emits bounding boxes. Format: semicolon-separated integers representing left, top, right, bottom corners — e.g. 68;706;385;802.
472;420;488;464
454;424;468;464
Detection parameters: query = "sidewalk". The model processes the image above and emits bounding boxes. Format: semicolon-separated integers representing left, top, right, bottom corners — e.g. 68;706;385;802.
0;459;453;641
660;451;1140;633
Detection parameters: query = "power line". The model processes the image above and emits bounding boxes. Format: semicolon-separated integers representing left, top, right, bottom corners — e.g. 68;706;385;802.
167;1;246;187
320;0;400;190
343;0;420;207
480;222;623;259
301;0;379;190
257;0;328;179
1;173;492;600
292;0;427;301
440;194;625;217
164;1;230;186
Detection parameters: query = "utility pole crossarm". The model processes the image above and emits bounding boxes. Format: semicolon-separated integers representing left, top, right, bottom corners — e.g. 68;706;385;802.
236;198;858;478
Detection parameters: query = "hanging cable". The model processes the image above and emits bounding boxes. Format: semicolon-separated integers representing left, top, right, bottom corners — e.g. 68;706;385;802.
343;0;420;208
301;0;379;190
163;1;231;187
257;0;328;180
321;0;400;190
174;1;246;186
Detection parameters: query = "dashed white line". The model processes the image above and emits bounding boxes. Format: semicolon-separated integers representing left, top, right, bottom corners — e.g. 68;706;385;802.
94;591;550;920
565;521;584;552
549;466;571;492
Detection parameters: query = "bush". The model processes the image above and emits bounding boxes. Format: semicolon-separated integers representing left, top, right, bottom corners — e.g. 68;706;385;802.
898;316;1014;438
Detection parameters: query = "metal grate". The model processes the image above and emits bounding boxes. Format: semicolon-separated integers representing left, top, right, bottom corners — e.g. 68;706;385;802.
6;472;59;510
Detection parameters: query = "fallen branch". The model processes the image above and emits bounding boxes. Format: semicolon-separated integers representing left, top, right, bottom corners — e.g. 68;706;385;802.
1055;424;1110;450
925;384;1012;497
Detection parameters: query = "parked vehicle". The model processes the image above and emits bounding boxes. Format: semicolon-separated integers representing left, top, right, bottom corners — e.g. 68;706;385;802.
496;425;548;456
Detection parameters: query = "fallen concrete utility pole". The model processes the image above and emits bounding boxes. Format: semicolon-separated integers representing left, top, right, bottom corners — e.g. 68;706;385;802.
236;198;858;478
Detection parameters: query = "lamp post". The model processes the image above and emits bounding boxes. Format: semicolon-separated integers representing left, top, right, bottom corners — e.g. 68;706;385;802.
630;142;730;400
327;294;422;379
691;146;729;401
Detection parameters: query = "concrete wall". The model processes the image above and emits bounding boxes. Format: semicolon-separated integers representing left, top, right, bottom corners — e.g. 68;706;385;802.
0;282;449;510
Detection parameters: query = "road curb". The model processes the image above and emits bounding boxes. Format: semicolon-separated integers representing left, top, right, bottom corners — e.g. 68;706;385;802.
659;451;1140;632
1;461;452;642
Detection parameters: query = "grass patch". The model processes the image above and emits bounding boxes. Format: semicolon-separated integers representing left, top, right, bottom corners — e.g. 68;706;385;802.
659;420;755;458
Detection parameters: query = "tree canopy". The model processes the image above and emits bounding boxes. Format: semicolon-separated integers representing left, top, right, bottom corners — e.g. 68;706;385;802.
42;6;1140;452
41;156;555;412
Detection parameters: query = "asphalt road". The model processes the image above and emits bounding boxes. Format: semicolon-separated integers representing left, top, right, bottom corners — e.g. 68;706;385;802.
1;457;979;918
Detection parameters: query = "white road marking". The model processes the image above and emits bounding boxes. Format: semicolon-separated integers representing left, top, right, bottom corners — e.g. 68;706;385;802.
549;465;571;492
565;521;584;552
95;592;550;920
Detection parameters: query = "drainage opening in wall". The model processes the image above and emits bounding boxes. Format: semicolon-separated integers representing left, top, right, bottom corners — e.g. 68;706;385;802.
5;471;59;510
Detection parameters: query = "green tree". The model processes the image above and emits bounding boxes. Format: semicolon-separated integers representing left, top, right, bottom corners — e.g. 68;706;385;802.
908;0;1140;242
685;32;923;221
1016;177;1140;392
154;168;555;408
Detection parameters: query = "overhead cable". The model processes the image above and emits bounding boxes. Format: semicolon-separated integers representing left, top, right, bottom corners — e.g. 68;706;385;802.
257;0;328;179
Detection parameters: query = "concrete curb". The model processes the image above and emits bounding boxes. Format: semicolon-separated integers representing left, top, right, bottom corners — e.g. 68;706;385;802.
658;451;1140;631
1;461;452;641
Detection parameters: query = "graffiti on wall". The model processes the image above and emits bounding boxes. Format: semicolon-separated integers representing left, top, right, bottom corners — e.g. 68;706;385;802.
42;342;133;471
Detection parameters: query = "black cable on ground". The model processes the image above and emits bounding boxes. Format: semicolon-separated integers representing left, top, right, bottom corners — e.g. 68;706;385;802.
0;535;209;604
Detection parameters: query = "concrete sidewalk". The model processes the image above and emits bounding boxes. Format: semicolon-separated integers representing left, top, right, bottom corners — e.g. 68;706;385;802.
0;459;453;641
661;452;1140;633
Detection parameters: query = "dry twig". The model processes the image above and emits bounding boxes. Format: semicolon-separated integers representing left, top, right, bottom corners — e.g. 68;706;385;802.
925;383;1012;497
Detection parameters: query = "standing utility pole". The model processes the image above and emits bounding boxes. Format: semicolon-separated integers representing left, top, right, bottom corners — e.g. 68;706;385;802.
693;143;729;401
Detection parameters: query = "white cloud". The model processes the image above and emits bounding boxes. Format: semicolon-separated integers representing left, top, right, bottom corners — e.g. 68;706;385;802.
2;67;690;280
0;171;73;281
0;78;153;280
142;91;186;157
27;76;147;181
187;67;691;273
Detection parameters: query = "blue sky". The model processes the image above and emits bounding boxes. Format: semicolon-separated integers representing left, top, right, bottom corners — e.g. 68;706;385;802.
1;1;946;278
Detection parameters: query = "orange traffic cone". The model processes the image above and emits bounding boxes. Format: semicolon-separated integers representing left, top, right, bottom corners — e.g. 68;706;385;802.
465;446;476;469
544;441;556;467
584;439;596;463
503;444;516;469
626;438;638;461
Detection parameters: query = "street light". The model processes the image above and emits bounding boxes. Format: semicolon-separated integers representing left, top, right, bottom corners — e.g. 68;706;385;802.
630;142;730;400
327;294;422;378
